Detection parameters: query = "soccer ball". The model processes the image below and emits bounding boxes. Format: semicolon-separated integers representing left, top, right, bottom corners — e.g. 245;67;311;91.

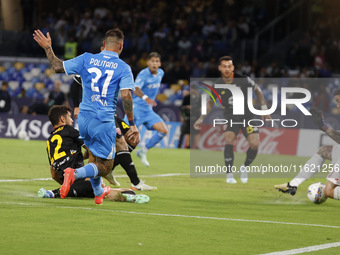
18;130;29;140
307;182;327;204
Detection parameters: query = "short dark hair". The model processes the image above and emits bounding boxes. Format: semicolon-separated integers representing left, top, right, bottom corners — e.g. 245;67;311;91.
48;105;72;126
148;52;161;60
334;89;340;97
2;81;8;87
218;56;233;65
104;28;124;44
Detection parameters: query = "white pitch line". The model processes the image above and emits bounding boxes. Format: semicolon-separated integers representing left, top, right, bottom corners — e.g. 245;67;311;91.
1;201;340;230
0;173;187;183
259;241;340;255
0;178;52;182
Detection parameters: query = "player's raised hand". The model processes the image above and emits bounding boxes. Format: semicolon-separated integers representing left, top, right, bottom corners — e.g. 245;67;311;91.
194;116;204;130
145;97;157;107
128;125;140;144
310;107;329;131
33;30;52;49
262;114;272;124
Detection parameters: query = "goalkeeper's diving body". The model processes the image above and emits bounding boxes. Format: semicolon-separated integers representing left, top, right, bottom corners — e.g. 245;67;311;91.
275;89;340;200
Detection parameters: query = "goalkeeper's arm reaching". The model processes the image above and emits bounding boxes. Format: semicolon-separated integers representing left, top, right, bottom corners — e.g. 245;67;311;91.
310;98;340;144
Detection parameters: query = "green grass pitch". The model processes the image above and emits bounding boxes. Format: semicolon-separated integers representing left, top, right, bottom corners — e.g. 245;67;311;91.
0;138;340;255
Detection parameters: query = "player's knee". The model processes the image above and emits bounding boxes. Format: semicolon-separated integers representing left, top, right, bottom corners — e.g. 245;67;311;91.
248;141;259;150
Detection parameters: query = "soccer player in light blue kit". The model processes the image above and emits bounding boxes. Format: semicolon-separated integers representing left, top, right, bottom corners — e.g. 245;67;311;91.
132;52;168;166
33;28;139;204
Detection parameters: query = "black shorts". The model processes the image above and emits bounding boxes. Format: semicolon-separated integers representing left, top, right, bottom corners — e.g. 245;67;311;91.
181;119;190;134
224;115;259;138
115;116;130;139
68;179;94;198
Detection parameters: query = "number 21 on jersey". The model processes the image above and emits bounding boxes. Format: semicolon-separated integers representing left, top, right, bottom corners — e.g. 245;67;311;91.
88;67;114;97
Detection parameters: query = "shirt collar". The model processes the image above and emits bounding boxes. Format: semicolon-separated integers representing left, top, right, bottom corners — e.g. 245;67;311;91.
148;67;158;76
100;50;119;58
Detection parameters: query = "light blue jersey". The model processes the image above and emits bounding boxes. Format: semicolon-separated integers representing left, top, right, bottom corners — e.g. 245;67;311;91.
133;67;164;110
63;50;134;159
64;50;134;121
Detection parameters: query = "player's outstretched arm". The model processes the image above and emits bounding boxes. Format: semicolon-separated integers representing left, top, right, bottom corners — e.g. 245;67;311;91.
254;85;271;121
33;30;64;73
194;99;214;130
310;107;340;143
121;89;140;144
325;129;340;144
134;87;157;106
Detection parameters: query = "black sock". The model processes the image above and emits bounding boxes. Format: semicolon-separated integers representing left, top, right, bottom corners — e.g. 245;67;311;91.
128;143;136;152
224;144;234;173
115;151;140;185
122;190;136;195
52;188;60;198
112;152;119;169
244;148;258;166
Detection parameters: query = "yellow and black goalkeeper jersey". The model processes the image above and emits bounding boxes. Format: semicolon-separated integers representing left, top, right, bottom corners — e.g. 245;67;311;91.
215;72;256;117
46;125;84;174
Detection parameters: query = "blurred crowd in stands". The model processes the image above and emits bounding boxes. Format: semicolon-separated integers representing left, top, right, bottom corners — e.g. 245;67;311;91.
1;0;340;115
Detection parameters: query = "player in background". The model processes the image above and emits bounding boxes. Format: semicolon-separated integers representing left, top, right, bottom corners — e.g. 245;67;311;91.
194;56;271;184
71;75;157;191
275;89;340;200
33;28;139;205
132;52;167;167
42;105;149;204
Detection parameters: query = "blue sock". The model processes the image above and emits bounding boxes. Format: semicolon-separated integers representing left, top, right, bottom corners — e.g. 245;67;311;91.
74;163;99;179
90;177;103;197
145;131;166;150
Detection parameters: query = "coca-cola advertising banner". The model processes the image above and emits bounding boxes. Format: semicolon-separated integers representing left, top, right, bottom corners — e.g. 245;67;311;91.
196;124;299;155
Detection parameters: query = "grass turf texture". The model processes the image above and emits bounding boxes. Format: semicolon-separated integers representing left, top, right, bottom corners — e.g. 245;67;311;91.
0;138;340;255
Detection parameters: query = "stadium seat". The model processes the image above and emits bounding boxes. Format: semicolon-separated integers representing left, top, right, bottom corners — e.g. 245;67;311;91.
23;72;34;81
60;83;70;94
170;84;181;93
31;67;41;77
34;82;45;91
8;81;19;91
156;93;168;103
44;68;55;77
163;88;174;98
13;62;25;70
22;81;33;90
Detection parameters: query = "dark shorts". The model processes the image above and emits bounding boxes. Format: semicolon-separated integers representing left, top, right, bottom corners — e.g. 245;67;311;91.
224;114;259;138
68;179;94;198
115;116;130;139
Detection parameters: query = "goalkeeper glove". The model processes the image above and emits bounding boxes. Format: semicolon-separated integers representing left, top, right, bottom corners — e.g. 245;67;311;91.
310;107;329;131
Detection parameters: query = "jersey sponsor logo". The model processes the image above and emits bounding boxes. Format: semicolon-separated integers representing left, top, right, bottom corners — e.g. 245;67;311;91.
147;83;161;89
91;95;108;106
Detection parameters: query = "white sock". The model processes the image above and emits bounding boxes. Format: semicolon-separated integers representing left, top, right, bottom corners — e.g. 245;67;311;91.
333;186;340;200
141;146;148;153
226;173;234;179
290;153;324;187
